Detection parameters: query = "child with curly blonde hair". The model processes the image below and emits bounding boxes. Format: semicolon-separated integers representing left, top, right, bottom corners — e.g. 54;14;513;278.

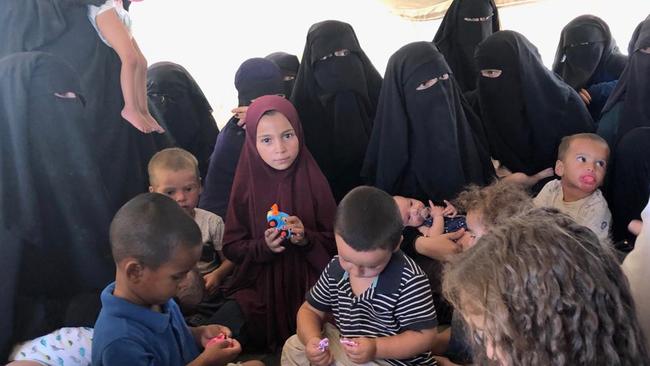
443;208;648;365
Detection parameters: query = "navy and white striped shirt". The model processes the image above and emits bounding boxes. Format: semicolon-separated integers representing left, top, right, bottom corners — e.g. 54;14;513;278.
307;251;438;366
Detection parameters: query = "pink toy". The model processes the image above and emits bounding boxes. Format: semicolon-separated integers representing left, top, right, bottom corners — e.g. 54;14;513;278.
206;333;231;348
317;338;329;352
340;338;358;347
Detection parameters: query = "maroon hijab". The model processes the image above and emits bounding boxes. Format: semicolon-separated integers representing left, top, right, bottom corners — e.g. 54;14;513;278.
222;95;336;351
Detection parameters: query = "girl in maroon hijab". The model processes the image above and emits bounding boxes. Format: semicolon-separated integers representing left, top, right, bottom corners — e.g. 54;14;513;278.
222;95;337;352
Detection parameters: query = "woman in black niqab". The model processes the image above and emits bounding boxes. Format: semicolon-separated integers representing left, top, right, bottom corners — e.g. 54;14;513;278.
553;15;627;120
265;52;300;97
433;0;499;93
363;41;494;203
291;20;382;201
475;30;594;176
598;15;650;148
147;62;219;180
0;0;171;210
0;52;113;362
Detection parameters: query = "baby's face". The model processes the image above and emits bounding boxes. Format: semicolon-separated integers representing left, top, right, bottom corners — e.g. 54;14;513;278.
394;196;427;227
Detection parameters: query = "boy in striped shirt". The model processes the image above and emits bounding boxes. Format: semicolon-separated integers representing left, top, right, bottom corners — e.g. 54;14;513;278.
282;186;438;366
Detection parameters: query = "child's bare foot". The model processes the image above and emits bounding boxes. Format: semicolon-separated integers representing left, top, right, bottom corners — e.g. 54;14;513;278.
145;113;165;133
121;107;154;133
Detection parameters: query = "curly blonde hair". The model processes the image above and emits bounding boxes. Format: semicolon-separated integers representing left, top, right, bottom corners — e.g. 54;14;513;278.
443;208;648;365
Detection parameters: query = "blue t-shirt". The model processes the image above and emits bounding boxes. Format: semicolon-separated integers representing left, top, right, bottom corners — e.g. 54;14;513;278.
92;282;200;366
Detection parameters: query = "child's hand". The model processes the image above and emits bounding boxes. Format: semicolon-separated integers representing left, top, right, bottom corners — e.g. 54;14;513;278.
203;270;222;295
417;225;431;237
629;219;643;236
442;200;458;217
231;106;249;127
264;228;286;253
579;88;592;105
342;337;376;364
285;216;307;245
305;337;333;366
199;337;241;365
196;325;232;347
428;200;445;218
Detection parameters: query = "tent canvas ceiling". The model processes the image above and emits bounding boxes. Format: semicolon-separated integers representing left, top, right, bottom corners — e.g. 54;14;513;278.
382;0;538;20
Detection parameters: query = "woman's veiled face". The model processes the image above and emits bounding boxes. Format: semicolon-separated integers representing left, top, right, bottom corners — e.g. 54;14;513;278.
313;49;365;94
255;111;299;171
457;0;495;44
403;58;454;120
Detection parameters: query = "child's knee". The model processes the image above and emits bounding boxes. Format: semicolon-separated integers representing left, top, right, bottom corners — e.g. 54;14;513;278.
281;334;307;364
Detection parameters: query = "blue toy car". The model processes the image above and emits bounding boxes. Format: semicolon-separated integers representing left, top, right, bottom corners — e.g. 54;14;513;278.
266;203;292;239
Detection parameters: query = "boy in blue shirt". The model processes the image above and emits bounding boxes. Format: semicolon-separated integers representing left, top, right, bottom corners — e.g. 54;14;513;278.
282;186;438;366
92;193;262;366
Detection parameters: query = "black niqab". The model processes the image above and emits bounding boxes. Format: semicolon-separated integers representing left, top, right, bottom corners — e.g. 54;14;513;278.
433;0;500;92
553;15;627;90
265;52;300;97
291;20;382;201
362;42;494;202
0;52;113;361
609;128;650;245
147;62;219;180
601;15;650;145
476;30;594;175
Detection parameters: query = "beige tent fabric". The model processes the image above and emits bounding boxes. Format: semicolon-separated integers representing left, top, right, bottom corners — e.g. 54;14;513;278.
382;0;538;21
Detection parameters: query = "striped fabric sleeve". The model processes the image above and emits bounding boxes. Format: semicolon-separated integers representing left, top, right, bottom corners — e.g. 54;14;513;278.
305;258;336;313
394;270;438;331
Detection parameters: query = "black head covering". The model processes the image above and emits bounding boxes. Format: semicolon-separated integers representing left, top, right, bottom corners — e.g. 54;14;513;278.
147;62;219;179
362;42;494;202
0;52;113;360
291;20;382;201
601;15;650;145
609;127;650;245
199;58;284;218
0;0;171;210
235;57;285;106
265;52;300;97
433;0;500;92
475;30;594;175
553;15;627;90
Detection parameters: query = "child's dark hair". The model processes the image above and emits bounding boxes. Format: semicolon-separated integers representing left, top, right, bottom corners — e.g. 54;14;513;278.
443;207;649;365
335;186;403;251
109;193;201;268
557;132;610;161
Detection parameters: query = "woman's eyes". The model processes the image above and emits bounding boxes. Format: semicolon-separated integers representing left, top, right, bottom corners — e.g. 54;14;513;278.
54;91;77;99
416;74;449;90
639;47;650;55
319;48;351;61
463;14;493;22
480;69;502;78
